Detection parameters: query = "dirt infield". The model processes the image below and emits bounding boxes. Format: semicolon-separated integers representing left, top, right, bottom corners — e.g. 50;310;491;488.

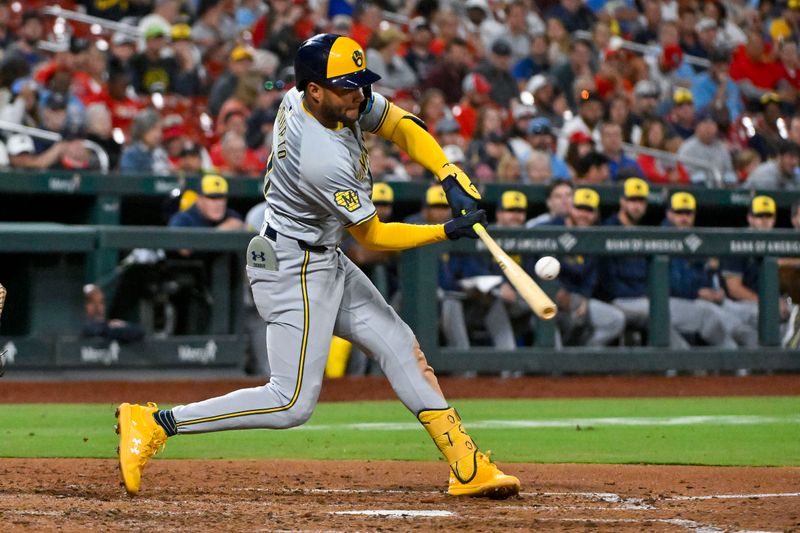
2;373;800;403
1;375;799;532
1;459;798;532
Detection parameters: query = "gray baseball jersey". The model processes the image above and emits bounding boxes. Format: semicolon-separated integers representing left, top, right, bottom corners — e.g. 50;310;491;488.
262;87;390;246
170;88;447;433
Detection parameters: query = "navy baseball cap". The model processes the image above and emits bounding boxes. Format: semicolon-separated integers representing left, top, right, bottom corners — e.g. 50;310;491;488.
527;117;552;135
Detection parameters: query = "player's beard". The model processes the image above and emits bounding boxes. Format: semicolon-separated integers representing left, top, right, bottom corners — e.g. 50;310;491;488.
319;99;359;127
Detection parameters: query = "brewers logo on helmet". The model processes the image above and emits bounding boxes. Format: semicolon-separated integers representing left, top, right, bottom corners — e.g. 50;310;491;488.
294;34;381;92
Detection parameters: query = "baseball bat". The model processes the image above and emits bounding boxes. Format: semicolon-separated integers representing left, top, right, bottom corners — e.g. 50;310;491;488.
0;283;5;321
473;225;557;320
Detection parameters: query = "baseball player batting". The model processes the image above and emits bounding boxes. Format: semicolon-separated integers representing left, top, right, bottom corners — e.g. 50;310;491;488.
116;34;520;499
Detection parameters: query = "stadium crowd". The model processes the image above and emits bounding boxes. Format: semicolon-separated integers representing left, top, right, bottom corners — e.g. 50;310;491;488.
1;0;799;360
0;0;799;189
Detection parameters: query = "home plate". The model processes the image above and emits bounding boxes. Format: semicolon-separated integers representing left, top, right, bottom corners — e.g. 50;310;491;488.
331;510;455;518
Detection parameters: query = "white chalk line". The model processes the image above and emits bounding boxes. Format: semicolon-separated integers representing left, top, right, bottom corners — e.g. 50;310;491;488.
1;510;62;516
270;530;370;533
230;487;800;503
666;492;800;501
534;517;779;533
231;487;440;495
331;510;455;518
294;415;800;432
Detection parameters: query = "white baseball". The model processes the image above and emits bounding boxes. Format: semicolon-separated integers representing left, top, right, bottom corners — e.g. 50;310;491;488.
535;256;560;280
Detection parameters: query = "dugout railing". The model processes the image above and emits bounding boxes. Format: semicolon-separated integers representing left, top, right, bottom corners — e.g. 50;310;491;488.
0;224;798;373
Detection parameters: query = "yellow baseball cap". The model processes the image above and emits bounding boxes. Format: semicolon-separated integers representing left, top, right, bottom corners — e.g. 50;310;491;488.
670;191;696;212
623;177;650;199
751;195;776;215
372;182;394;204
673;87;693;105
425;185;449;207
499;190;527;211
200;174;229;198
760;92;781;106
230;45;254;62
171;23;192;41
573;188;599;210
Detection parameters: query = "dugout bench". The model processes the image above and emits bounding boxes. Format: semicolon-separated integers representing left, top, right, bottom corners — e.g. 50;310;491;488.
401;226;800;375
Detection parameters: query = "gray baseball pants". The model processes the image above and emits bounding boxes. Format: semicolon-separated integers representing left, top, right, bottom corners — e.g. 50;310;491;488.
171;235;447;433
556;295;625;347
612;296;736;348
440;295;516;349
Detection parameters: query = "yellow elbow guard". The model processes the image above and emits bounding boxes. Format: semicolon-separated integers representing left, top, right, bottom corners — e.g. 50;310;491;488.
374;103;480;203
374;103;450;174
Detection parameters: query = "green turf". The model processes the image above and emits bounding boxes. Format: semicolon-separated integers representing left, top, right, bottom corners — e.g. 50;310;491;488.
1;397;798;466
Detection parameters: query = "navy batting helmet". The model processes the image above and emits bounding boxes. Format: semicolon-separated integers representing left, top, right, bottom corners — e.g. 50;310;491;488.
294;33;381;92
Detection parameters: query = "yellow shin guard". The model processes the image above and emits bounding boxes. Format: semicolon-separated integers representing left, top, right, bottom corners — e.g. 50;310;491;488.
418;407;478;483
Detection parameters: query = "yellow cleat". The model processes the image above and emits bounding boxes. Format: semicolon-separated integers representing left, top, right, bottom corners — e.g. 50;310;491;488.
447;451;521;499
115;402;167;496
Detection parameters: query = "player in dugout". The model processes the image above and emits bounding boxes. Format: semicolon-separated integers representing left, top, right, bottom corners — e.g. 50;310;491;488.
662;191;757;348
542;188;625;347
115;34;520;499
601;177;733;348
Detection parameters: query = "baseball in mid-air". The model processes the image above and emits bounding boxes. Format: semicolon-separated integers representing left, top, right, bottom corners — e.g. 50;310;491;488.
534;256;560;280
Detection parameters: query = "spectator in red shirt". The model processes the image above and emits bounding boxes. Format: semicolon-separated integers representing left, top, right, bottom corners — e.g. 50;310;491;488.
162;118;190;170
215;131;263;178
730;28;786;99
564;130;595;175
209;106;249;166
636;118;688;185
453;72;492;139
350;3;382;49
106;59;144;137
33;36;87;89
71;44;109;106
422;37;471;104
